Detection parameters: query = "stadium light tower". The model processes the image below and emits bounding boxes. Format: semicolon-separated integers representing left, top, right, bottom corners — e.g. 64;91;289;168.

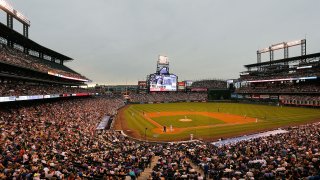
0;0;31;37
257;39;306;63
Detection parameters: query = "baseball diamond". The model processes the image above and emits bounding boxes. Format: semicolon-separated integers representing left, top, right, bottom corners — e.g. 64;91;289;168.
115;102;320;141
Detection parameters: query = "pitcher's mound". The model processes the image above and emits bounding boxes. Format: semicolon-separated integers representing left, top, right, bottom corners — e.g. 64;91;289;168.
179;119;192;122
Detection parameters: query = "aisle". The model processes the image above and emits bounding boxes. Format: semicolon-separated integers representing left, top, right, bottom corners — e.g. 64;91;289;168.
138;156;160;180
187;158;208;179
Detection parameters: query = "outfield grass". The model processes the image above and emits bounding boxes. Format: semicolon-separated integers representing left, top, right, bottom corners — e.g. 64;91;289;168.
120;102;320;141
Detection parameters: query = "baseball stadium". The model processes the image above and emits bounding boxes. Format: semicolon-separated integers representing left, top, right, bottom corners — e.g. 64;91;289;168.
115;102;320;142
0;1;320;179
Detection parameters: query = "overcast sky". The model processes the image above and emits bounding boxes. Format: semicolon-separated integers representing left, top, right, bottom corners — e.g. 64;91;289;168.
1;0;320;85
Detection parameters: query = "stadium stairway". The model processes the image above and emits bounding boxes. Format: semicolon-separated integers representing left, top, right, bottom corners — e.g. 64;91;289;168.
138;156;160;180
187;158;207;179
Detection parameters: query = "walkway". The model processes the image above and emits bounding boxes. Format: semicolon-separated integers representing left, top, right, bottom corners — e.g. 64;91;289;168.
187;158;209;179
138;156;160;180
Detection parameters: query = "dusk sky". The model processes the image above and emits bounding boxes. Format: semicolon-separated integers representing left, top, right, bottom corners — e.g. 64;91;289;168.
1;0;320;85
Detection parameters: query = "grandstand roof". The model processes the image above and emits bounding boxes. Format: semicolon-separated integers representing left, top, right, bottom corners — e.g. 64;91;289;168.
245;52;320;68
0;22;72;61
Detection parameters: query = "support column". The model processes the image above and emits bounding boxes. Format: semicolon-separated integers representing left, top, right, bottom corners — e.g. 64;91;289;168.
269;48;274;62
23;24;29;38
39;52;44;59
7;13;13;29
284;46;289;66
301;39;306;56
284;42;289;59
257;51;261;63
23;47;28;54
6;13;13;47
301;39;306;62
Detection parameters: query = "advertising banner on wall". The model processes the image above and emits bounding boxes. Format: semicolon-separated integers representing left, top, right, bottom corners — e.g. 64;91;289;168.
270;95;279;100
27;95;44;100
0;96;16;102
16;96;28;101
178;82;186;91
260;95;270;99
231;93;238;98
252;95;260;99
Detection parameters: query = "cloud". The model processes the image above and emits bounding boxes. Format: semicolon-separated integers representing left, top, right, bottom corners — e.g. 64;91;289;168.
5;0;320;84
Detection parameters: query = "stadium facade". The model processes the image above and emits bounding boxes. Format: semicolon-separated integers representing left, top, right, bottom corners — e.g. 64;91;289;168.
0;2;99;103
232;39;320;107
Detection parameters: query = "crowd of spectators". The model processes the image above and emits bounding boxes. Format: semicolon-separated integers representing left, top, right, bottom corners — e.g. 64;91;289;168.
129;92;207;103
236;83;320;94
0;97;144;179
240;69;320;81
281;95;320;101
281;95;320;106
191;80;227;89
152;147;203;180
0;44;87;80
186;122;320;179
0;81;98;97
0;96;319;179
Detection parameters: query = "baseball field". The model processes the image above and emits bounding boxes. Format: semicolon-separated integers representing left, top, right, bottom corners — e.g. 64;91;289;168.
114;102;320;142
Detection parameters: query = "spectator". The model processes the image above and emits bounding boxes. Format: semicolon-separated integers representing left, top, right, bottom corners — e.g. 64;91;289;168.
0;44;88;80
0;95;319;179
0;81;100;97
129;92;207;103
191;79;227;89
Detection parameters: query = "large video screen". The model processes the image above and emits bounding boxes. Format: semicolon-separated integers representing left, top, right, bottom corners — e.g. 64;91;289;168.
149;74;177;92
158;66;169;75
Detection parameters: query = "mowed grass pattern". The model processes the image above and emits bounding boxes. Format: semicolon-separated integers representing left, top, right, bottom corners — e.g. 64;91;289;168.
122;102;320;141
152;115;225;128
